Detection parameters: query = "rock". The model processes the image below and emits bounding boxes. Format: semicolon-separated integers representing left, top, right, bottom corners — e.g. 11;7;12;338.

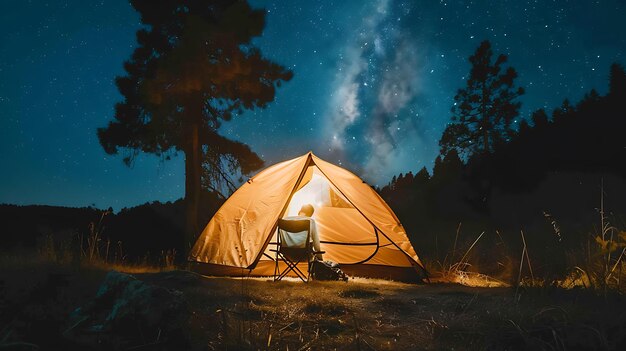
65;271;188;350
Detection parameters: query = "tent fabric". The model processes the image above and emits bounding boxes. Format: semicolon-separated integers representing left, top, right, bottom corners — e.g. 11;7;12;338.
189;154;310;267
188;151;426;281
311;154;422;267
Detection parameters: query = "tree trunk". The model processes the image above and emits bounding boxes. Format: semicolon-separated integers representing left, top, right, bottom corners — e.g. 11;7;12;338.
480;78;491;154
184;121;202;252
483;129;489;154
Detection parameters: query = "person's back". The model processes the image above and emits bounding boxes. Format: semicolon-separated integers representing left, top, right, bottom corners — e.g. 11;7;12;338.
284;204;323;260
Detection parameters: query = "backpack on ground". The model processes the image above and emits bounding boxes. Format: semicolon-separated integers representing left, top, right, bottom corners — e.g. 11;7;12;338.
311;260;349;281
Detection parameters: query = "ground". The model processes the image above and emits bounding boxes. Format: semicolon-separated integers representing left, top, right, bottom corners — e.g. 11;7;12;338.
1;262;625;350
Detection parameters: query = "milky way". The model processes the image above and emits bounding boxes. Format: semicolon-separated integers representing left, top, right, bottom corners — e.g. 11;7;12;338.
1;0;626;209
323;0;424;182
232;0;626;185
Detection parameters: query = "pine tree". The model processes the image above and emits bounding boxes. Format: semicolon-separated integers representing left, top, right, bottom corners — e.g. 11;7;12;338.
531;108;549;128
552;99;574;120
414;167;430;186
433;149;463;182
97;1;292;248
518;119;531;134
439;40;524;158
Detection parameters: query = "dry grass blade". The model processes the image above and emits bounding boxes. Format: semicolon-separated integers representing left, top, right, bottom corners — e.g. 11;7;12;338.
297;335;318;351
520;230;534;281
608;247;626;279
515;245;526;300
266;323;273;348
455;231;485;272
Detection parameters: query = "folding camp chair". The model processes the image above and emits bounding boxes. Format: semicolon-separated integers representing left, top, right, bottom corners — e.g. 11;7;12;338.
271;218;324;282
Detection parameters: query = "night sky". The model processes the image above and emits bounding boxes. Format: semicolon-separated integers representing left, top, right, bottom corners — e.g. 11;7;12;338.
2;0;625;210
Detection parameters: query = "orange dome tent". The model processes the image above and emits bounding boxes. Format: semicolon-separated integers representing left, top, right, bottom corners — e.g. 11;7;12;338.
188;152;427;282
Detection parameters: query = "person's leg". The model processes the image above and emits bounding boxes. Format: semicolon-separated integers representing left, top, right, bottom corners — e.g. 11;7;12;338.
311;220;323;260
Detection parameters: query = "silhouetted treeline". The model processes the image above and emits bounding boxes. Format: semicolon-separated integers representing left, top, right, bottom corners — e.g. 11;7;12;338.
0;205;101;249
0;191;223;262
381;63;626;276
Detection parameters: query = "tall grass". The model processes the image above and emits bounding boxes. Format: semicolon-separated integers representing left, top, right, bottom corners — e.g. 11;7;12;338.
426;186;626;294
4;209;176;274
431;225;510;288
572;193;626;292
534;183;625;294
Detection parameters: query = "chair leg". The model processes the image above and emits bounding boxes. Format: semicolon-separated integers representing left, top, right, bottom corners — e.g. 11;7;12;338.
288;266;307;282
294;266;308;282
274;255;279;281
285;260;307;282
278;263;305;281
274;236;281;281
274;254;306;282
277;259;297;280
276;255;308;282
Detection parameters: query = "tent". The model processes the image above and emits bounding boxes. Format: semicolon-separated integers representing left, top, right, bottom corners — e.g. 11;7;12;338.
188;152;427;282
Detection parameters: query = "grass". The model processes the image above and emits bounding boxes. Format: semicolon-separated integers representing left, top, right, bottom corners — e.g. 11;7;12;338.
3;260;626;350
533;186;626;293
2;208;178;275
2;199;626;349
425;188;626;294
2;235;626;351
428;225;510;288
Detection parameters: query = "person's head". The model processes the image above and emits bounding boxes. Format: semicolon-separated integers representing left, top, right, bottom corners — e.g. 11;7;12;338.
298;204;315;217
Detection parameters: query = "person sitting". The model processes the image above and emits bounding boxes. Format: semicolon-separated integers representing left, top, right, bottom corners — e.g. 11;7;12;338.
285;204;323;260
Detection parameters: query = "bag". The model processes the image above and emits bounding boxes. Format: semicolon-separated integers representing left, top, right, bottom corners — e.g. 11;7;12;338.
312;260;349;281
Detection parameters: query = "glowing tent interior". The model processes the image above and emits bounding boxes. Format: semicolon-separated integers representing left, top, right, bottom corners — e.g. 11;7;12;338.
188;152;427;282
